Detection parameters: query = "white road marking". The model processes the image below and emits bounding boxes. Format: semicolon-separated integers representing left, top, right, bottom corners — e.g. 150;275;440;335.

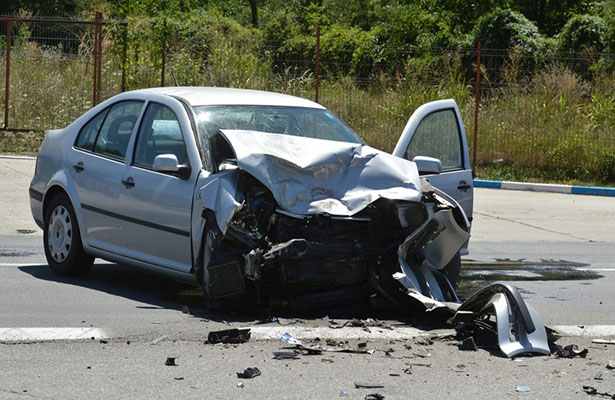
551;325;615;337
0;262;47;267
0;328;109;342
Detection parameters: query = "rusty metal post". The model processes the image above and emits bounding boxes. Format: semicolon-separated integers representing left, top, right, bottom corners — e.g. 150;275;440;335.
92;12;101;106
121;26;127;92
315;25;320;103
473;39;481;168
160;19;166;87
4;20;12;129
96;12;103;104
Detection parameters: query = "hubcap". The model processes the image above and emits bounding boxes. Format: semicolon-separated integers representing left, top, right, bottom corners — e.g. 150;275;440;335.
47;205;72;263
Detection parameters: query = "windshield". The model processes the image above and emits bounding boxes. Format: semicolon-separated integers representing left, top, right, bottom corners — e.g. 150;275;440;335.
193;105;363;166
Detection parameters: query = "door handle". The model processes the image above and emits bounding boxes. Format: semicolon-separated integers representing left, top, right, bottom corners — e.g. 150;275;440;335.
457;181;472;191
73;162;84;172
121;177;135;188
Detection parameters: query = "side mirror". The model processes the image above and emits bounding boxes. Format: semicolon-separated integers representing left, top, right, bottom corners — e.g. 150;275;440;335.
153;154;191;179
412;156;442;175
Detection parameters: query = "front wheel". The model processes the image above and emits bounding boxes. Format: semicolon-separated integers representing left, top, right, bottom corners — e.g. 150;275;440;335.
43;193;94;276
441;251;462;288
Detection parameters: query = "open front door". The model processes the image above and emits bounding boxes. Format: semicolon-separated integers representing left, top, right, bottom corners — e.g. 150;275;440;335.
393;99;473;227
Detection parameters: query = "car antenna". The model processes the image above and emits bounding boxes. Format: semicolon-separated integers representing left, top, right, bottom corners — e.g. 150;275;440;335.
170;68;179;86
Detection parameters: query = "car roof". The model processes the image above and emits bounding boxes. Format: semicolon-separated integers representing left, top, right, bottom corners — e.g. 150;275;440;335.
132;87;326;109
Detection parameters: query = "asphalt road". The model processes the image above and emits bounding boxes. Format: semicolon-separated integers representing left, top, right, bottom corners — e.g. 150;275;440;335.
2;156;615;399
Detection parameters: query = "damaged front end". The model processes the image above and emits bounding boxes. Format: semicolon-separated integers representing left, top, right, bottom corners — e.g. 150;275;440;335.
197;130;549;357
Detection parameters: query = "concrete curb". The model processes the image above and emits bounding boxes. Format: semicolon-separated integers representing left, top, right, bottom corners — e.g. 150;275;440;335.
0;154;36;160
474;179;615;197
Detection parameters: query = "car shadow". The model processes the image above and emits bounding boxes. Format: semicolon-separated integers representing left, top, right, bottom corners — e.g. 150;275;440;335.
18;262;441;326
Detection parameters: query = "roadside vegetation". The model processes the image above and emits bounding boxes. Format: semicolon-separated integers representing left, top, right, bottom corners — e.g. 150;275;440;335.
1;0;614;185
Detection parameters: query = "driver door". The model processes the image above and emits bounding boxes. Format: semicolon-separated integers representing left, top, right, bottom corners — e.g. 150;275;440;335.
393;99;473;224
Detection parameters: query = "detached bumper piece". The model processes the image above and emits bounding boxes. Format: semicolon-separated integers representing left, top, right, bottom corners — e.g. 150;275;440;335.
450;283;550;358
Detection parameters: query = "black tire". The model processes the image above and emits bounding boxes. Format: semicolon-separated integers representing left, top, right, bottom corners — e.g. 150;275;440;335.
442;251;462;288
43;193;94;276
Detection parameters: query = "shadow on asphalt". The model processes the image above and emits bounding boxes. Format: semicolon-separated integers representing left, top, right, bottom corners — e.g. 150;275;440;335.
17;262;430;326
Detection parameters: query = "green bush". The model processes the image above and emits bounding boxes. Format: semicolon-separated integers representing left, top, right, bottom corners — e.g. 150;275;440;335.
598;150;615;183
473;8;543;53
559;14;607;53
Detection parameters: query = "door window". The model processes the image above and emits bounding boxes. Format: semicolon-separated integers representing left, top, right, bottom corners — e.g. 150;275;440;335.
133;103;187;169
75;107;110;151
406;109;462;171
93;101;143;161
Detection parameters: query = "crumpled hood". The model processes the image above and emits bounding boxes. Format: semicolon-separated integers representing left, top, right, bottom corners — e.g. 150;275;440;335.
214;129;422;216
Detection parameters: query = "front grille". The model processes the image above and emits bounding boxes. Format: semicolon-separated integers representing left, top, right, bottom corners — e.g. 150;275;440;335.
209;261;246;298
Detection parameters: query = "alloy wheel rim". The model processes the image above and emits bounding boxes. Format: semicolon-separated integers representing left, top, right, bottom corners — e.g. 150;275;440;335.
48;205;72;263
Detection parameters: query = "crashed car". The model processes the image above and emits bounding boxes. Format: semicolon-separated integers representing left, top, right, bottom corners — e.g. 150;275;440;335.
30;87;550;356
30;87;473;312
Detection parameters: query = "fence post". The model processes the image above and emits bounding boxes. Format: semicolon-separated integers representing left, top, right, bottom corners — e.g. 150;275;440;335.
473;39;481;168
160;19;166;87
121;25;127;92
3;20;12;129
92;12;102;107
314;25;320;103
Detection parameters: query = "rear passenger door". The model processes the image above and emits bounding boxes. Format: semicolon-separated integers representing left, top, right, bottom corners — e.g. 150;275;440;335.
393;99;473;223
69;100;144;252
119;101;195;273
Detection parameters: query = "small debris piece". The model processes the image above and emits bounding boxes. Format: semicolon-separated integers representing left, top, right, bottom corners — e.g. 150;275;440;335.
358;342;367;348
165;356;178;366
151;335;169;345
207;328;251;344
458;336;478;351
181;305;190;314
607;360;615;370
339;390;349;397
554;344;588;358
273;351;300;359
389;373;400;377
99;339;108;344
355;382;384;389
403;367;412;375
237;367;261;379
326;338;339;346
405;362;432;368
593;339;615;345
365;394;385;400
16;229;36;234
516;386;530;393
237;382;245;388
595;372;603;381
582;385;615;398
174;377;184;381
321;358;334;363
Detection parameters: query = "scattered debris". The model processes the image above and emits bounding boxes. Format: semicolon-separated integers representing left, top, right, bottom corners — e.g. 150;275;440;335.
405;362;432;368
151;335;169;345
273;351;300;359
207;328;251;344
582;385;615;398
607;360;615;370
592;339;615;345
516;386;530;393
459;336;478;351
280;333;370;354
365;394;385;400
554;344;588;358
165;356;178;366
237;367;261;379
355;382;384;389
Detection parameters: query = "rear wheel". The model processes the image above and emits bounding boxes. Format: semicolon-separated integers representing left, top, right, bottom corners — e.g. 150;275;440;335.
43;193;94;276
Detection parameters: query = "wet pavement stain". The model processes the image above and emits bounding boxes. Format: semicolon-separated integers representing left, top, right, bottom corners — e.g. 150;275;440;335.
458;259;602;298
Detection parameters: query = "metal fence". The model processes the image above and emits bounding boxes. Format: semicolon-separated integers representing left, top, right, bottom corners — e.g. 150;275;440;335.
1;14;614;181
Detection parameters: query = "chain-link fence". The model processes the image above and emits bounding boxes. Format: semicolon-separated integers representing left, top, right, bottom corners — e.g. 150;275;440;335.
1;14;615;182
